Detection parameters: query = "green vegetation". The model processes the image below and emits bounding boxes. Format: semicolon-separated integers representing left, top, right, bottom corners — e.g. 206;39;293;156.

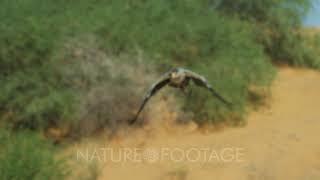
215;0;320;68
0;0;318;133
0;129;67;180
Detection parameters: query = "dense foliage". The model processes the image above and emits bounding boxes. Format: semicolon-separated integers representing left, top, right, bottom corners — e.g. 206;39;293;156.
214;0;320;67
0;0;317;134
0;129;67;179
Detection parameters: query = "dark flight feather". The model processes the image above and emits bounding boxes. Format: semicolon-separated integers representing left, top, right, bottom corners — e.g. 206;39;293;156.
183;69;232;106
129;74;171;124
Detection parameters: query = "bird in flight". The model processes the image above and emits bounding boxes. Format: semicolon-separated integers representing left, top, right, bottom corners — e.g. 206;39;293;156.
130;67;232;124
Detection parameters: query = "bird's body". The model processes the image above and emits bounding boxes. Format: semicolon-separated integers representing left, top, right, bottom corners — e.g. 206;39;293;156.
168;68;190;88
170;68;186;84
130;67;232;124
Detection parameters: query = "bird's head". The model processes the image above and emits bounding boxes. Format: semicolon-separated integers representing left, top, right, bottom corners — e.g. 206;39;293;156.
171;71;178;78
170;68;180;78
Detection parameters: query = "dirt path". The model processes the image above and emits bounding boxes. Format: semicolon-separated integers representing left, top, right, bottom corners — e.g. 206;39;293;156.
72;68;320;180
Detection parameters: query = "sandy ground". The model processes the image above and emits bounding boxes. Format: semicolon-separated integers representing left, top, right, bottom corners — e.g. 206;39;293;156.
70;68;320;180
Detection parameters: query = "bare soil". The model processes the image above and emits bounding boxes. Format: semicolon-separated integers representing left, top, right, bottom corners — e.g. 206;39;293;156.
69;67;320;180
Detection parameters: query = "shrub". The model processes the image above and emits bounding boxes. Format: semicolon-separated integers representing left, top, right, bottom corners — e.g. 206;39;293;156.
0;129;68;180
91;0;276;123
214;0;318;69
0;0;276;131
0;6;74;129
52;36;160;135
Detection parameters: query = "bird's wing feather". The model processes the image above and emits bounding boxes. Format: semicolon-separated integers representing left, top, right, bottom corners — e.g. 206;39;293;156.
184;69;232;106
130;73;171;124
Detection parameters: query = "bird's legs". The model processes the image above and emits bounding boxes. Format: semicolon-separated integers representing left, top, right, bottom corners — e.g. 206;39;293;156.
187;88;193;98
180;79;189;95
181;86;188;95
180;85;193;99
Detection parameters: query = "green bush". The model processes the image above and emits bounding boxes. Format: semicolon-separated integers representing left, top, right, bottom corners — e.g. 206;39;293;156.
0;4;74;129
214;0;318;68
0;129;68;180
0;0;274;130
3;0;318;133
87;0;275;123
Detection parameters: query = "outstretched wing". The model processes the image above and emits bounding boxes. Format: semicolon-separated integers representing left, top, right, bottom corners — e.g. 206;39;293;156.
184;69;232;107
130;73;171;124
